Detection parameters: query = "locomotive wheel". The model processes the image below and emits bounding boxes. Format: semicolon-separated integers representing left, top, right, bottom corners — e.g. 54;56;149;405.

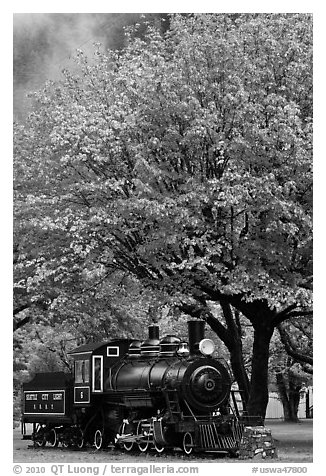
77;438;85;449
94;429;104;450
137;422;149;453
34;426;46;447
153;441;165;453
123;441;134;452
47;428;58;447
182;432;194;455
121;422;134;452
61;428;72;448
74;427;85;449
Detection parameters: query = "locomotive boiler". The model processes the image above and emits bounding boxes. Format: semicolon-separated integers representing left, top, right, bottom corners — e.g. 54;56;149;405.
106;321;231;412
21;319;248;455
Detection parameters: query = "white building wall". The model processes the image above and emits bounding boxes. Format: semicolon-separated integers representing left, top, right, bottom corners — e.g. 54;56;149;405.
231;386;313;420
266;387;313;419
266;392;284;419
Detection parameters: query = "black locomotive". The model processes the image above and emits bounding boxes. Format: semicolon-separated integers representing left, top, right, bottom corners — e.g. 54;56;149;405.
21;320;249;455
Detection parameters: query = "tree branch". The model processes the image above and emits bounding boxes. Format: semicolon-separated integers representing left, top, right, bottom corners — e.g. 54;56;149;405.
13;303;31;316
13;313;32;331
273;305;313;326
277;324;313;366
178;301;233;348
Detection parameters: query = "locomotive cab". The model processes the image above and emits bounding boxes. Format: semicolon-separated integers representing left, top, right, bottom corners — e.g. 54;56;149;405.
68;339;132;406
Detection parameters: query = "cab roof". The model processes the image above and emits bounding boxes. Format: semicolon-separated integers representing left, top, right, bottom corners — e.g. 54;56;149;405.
68;338;132;355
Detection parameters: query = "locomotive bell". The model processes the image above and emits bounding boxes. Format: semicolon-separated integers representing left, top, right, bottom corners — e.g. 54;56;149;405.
177;342;190;357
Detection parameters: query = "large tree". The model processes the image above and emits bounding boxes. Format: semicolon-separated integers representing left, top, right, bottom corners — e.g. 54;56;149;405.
14;13;312;419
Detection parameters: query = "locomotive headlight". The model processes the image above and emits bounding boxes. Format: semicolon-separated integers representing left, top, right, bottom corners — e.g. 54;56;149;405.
198;339;215;356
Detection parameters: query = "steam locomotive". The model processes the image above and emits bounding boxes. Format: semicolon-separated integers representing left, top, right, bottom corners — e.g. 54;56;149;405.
21;320;249;455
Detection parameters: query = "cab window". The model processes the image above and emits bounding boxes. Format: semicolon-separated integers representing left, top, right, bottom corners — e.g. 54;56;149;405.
92;356;103;392
75;359;90;383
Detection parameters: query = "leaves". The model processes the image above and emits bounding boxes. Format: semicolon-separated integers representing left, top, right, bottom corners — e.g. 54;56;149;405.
14;15;312;394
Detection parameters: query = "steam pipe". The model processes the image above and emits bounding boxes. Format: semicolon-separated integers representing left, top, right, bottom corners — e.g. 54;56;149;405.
188;320;205;354
148;324;159;340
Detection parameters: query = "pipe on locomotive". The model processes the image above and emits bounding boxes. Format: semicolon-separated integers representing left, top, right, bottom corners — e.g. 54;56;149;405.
187;320;205;354
148;324;160;340
188;319;215;357
129;320;215;358
147;321;205;356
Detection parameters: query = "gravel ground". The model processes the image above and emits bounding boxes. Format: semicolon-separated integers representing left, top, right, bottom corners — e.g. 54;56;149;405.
13;419;313;464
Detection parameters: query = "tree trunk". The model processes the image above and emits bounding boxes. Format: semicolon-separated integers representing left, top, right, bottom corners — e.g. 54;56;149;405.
246;322;274;420
219;300;250;408
229;342;250;409
230;350;250;405
276;371;301;422
276;371;292;421
288;379;301;422
203;304;250;408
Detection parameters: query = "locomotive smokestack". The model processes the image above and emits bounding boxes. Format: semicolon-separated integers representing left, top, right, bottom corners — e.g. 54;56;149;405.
188;320;205;354
148;324;159;340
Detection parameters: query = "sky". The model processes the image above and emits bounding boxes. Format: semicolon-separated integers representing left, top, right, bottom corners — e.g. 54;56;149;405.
13;13;161;119
13;4;320;120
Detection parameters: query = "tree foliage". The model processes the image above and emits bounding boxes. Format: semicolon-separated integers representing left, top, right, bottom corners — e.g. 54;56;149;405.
14;13;312;418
